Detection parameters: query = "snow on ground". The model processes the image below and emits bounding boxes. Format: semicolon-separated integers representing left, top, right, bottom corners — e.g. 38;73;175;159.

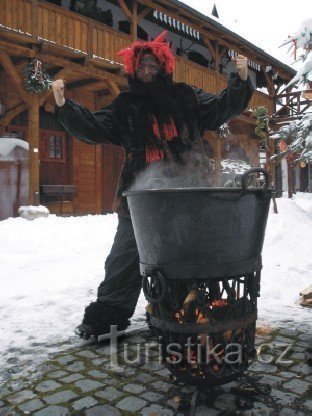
0;193;311;376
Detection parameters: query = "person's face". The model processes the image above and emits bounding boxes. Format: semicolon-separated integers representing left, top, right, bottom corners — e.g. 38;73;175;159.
135;53;161;83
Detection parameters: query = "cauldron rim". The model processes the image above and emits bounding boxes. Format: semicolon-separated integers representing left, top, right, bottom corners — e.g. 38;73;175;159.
123;187;273;196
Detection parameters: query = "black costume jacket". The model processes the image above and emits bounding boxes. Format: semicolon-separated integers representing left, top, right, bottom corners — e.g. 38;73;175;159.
56;73;254;216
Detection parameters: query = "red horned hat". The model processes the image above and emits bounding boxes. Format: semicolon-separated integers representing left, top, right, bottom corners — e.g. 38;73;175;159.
116;30;175;76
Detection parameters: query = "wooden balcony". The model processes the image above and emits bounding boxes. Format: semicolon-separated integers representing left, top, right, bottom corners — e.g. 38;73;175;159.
273;90;312;122
0;0;273;112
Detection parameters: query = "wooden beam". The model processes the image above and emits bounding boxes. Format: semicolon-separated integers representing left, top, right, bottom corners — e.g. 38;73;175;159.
262;67;275;97
138;7;151;23
0;103;27;127
201;35;216;60
104;79;121;97
28;95;40;205
213;42;220;72
36;53;128;87
0;41;127;86
0;27;38;45
66;78;99;90
38;42;86;61
0;69;68;126
117;0;133;21
215;45;229;72
38;67;70;106
14;59;31;71
132;0;138;40
0;41;35;59
0;50;30;104
89;57;123;72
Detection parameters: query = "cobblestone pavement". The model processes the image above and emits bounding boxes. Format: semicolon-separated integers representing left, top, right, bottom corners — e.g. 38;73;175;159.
0;323;311;416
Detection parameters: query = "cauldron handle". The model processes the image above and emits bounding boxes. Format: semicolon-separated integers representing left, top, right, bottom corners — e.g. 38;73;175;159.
142;270;167;303
241;168;270;191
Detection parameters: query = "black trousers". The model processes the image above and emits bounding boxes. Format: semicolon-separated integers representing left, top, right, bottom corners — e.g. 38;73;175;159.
97;216;142;316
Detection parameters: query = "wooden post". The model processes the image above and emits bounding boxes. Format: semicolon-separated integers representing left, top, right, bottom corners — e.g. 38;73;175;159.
214;42;220;73
262;66;275;97
287;157;293;199
138;7;151;23
132;0;138;40
265;129;278;213
31;0;39;39
28;96;40;205
0;51;29;103
201;34;216;63
117;0;133;21
87;19;94;60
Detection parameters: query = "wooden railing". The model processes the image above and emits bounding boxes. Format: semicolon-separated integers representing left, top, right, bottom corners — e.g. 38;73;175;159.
273;90;312;120
0;0;274;112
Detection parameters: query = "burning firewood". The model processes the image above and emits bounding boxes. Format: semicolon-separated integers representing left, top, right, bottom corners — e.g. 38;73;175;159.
182;289;198;323
183;289;197;306
211;299;228;308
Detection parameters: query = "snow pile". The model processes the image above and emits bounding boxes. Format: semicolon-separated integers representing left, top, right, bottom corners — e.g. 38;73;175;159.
18;205;50;221
18;205;50;214
0;194;311;375
221;159;252;174
0;138;29;161
259;192;312;324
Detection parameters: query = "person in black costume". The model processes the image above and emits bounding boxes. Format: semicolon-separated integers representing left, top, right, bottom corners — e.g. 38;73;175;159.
52;31;254;339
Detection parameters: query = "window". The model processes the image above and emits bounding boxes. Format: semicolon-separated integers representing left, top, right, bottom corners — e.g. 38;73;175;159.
40;131;66;163
49;135;62;159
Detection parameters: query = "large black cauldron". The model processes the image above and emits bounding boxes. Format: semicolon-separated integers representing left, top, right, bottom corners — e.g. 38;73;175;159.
124;169;272;280
124;168;273;387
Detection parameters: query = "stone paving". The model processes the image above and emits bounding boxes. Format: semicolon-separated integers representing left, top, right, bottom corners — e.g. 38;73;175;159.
0;323;311;416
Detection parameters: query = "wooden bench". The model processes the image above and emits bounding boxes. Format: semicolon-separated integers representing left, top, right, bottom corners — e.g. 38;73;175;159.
41;185;76;214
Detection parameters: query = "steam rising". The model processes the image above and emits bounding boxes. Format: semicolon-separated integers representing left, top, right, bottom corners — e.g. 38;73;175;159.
130;151;215;191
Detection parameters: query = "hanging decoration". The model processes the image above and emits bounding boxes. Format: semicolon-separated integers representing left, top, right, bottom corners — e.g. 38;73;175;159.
23;59;52;93
253;106;269;148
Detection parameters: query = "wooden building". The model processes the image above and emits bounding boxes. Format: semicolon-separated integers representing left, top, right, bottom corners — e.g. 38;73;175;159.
0;0;296;217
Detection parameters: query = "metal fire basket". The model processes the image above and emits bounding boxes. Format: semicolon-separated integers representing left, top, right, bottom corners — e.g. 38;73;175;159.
124;168;273;387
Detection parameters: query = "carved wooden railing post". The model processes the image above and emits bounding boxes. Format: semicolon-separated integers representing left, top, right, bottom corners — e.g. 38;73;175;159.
31;0;38;39
132;0;138;40
87;18;94;60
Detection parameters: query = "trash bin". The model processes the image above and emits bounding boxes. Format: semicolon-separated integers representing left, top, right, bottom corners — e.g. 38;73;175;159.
0;133;29;220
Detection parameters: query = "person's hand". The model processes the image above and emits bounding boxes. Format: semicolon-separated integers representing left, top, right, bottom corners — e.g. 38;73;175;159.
52;79;65;107
231;55;248;81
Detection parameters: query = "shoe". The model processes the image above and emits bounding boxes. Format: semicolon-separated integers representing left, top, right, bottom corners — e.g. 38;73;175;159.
75;301;132;340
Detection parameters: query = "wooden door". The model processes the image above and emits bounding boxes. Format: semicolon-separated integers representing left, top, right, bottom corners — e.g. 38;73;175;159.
39;130;68;185
72;139;102;214
102;144;124;213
